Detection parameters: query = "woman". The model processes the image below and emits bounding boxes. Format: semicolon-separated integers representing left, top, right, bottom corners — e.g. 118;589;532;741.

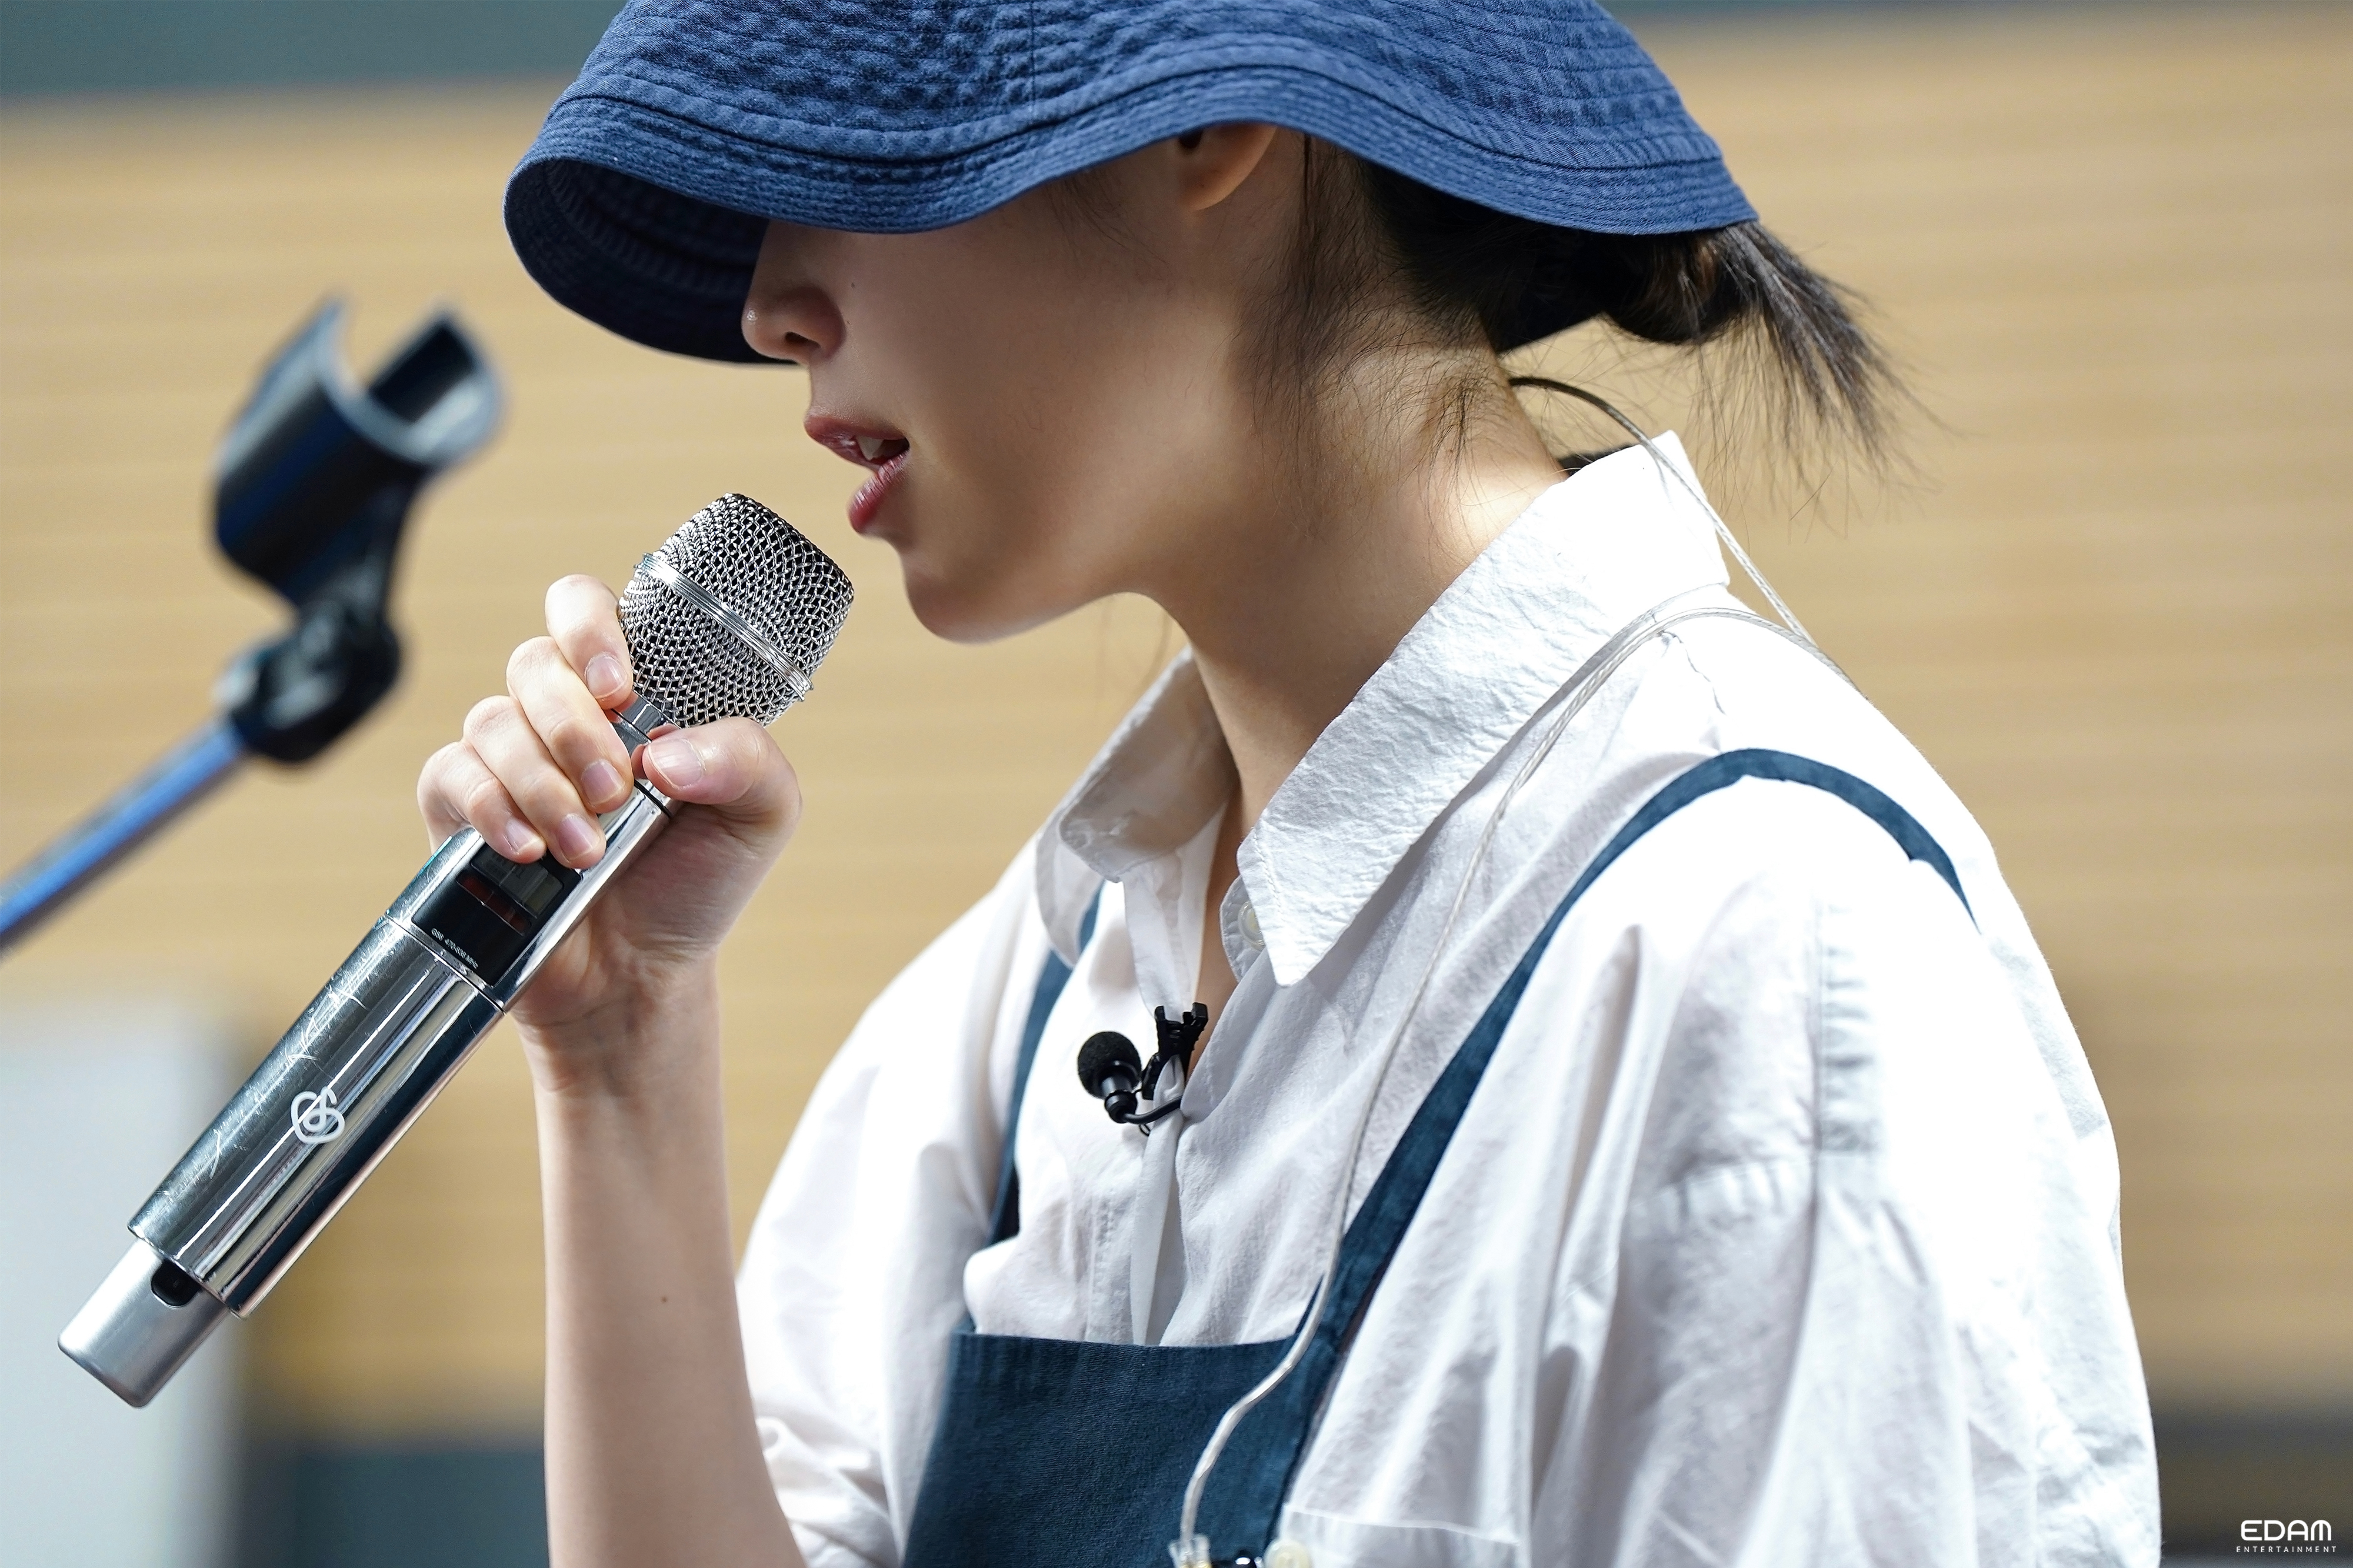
435;2;2160;1563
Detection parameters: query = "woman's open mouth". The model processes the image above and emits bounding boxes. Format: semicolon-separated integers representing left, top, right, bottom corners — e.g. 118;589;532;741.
806;416;912;533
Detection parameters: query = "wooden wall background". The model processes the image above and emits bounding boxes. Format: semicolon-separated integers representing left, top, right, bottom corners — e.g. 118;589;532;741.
2;3;2345;1444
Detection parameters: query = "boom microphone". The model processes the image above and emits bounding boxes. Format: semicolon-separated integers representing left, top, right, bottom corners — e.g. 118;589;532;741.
59;495;854;1407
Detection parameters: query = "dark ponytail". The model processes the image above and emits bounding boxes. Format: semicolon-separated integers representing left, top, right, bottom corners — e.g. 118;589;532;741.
1338;155;1903;463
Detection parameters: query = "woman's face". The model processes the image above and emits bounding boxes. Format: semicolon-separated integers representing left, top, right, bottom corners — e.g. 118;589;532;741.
741;129;1294;642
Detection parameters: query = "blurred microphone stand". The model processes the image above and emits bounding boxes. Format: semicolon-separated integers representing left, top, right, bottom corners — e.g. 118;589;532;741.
0;301;501;957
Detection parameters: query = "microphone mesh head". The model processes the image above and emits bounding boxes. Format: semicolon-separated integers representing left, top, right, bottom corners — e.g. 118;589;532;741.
618;494;854;728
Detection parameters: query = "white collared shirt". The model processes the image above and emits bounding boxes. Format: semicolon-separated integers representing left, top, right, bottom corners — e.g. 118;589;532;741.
738;438;2161;1567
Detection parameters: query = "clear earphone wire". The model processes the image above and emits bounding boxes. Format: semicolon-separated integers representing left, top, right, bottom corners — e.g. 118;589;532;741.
1169;391;1839;1567
1511;375;1824;647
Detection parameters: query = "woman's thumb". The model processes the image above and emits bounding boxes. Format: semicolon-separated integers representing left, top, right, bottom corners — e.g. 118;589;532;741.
640;720;800;829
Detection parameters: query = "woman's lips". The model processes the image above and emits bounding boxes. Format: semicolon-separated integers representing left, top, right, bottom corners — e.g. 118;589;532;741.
805;415;912;532
846;447;909;533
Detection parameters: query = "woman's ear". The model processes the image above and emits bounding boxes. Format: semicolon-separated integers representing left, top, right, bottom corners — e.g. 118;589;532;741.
1174;123;1281;212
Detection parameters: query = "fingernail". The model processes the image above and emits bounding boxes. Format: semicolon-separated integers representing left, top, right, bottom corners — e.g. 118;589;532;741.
581;759;624;808
646;733;704;788
555;814;602;865
585;653;625;700
501;820;542;859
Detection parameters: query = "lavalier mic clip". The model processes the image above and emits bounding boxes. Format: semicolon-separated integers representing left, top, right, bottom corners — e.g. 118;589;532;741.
1076;1004;1209;1135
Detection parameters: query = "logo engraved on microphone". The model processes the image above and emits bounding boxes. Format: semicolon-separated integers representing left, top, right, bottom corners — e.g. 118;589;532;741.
291;1089;346;1145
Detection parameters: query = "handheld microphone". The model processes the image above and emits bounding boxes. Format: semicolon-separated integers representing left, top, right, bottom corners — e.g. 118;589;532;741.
59;494;854;1408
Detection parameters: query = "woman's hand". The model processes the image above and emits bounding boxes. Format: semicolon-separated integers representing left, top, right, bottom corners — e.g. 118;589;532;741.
416;573;801;1094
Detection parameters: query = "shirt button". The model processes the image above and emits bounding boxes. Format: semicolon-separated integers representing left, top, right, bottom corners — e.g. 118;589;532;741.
1238;900;1264;949
1266;1542;1311;1568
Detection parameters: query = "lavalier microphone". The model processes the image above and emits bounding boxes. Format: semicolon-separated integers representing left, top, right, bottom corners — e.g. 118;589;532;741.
1077;1031;1146;1122
1076;1005;1209;1132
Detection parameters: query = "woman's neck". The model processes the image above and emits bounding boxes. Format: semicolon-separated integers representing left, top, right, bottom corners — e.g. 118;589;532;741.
1169;360;1559;1014
1165;360;1565;836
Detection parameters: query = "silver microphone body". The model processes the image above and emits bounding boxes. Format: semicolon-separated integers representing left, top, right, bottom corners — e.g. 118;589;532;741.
62;496;851;1407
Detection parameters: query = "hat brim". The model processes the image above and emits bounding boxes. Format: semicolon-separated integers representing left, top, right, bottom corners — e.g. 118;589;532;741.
507;40;1754;361
507;157;769;363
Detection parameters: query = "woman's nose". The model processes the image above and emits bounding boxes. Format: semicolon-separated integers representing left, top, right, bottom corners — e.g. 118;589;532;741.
742;278;844;365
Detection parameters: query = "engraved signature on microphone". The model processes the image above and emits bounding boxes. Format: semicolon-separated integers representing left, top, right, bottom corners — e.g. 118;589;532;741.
291;1089;348;1146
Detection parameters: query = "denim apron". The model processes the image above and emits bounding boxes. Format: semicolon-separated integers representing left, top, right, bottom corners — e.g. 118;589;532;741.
900;749;1968;1567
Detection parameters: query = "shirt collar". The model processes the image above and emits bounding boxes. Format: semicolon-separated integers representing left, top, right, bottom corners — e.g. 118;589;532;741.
1039;434;1728;979
1036;651;1236;962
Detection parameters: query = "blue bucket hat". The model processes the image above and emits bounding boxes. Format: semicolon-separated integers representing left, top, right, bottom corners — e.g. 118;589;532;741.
506;0;1754;363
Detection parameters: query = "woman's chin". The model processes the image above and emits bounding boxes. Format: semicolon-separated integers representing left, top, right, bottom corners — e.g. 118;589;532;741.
899;568;1024;646
899;557;1080;646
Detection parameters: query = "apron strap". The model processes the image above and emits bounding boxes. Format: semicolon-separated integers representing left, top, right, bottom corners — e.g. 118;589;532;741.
1621;748;1969;918
988;890;1103;1248
1199;748;1969;1550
